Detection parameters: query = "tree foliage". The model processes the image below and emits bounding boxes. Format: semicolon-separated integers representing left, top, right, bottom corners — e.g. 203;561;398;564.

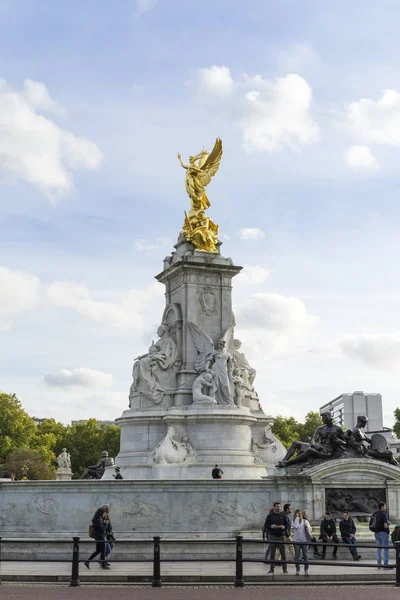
0;392;37;461
0;392;120;479
393;408;400;439
271;411;323;448
5;448;56;480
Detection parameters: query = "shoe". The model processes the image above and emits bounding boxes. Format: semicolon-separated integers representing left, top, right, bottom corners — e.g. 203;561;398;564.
295;571;300;576
314;552;321;557
353;555;361;561
101;563;111;569
84;561;90;570
283;570;288;574
267;570;274;574
332;554;337;560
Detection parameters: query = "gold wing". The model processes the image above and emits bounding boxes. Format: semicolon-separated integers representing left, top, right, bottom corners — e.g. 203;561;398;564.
197;138;223;187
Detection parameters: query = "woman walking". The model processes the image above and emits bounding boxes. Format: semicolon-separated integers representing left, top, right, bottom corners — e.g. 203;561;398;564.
293;509;312;576
84;504;112;570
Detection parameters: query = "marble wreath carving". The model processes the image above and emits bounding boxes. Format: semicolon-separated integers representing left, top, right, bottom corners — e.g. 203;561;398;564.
277;412;399;468
129;323;178;405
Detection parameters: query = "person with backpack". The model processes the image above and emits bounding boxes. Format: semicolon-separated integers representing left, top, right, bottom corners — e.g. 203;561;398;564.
212;464;223;479
339;511;361;560
85;504;112;569
371;502;390;568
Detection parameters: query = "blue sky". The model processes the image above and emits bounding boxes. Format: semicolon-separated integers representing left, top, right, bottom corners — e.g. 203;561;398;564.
1;0;400;427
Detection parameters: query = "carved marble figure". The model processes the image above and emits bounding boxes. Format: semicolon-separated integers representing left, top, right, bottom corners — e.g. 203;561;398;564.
188;322;235;406
252;429;277;464
192;371;217;405
276;411;346;468
233;339;256;385
81;451;113;479
56;448;71;469
149;425;197;465
348;415;399;466
130;323;178;404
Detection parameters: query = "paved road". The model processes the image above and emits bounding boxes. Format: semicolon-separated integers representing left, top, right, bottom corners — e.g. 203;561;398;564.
1;586;399;600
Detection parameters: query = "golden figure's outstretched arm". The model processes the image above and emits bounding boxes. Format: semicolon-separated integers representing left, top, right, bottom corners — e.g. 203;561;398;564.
177;153;189;169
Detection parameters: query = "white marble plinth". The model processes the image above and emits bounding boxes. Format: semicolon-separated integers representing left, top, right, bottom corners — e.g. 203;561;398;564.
56;468;72;481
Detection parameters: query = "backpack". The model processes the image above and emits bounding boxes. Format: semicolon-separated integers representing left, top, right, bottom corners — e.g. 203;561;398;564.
369;512;378;532
88;524;95;538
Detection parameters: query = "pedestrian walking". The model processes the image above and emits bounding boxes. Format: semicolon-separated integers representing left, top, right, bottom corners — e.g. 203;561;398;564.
372;501;390;568
262;508;281;562
264;501;290;574
339;511;361;560
293;509;311;576
85;504;112;569
319;511;339;559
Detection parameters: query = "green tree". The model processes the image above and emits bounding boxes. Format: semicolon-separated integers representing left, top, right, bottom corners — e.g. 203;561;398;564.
393;408;400;439
31;418;70;465
271;416;302;448
271;411;323;448
64;419;120;478
300;411;323;442
5;448;56;480
0;392;37;461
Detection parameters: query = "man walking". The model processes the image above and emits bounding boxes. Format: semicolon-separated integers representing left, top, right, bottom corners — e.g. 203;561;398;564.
374;501;390;568
319;511;339;559
339;511;361;561
264;501;290;574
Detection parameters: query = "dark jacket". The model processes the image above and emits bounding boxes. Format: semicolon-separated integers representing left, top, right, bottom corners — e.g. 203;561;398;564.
339;517;356;538
375;510;390;533
212;467;223;479
263;511;290;538
320;518;337;537
92;508;112;541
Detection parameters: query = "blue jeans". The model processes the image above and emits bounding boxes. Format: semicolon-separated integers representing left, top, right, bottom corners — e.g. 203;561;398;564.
341;536;358;557
294;543;309;572
375;531;389;566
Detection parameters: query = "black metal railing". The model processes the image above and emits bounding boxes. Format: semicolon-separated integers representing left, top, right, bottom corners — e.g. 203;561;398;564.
0;535;398;588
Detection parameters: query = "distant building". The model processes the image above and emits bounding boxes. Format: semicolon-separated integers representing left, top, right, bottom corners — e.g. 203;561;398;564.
319;391;383;432
32;416;46;426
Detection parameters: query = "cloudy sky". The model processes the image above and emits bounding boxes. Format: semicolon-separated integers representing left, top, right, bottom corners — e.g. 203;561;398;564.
1;0;400;427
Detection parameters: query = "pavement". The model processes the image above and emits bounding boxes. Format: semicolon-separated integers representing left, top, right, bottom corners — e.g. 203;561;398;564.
0;558;397;585
0;586;399;600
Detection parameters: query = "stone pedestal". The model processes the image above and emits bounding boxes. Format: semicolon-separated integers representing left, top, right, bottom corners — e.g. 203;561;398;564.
116;242;285;479
55;468;72;481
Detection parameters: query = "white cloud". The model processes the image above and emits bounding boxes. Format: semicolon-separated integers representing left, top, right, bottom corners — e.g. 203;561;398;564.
337;333;400;370
0;78;103;201
135;0;157;18
44;367;113;389
195;65;233;96
346;89;400;147
239;73;319;152
240;228;265;240
345;145;379;171
237;293;318;332
0;266;41;331
47;281;164;330
236;264;270;285
134;237;172;252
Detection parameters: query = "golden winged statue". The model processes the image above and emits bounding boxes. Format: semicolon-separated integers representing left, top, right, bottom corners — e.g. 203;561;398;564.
177;138;222;253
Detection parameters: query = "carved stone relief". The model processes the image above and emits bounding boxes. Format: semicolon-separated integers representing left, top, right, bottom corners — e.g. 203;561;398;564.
199;287;217;315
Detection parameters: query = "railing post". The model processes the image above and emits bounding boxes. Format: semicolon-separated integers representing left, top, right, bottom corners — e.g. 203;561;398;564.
234;535;244;587
152;536;162;588
395;541;400;587
70;536;80;587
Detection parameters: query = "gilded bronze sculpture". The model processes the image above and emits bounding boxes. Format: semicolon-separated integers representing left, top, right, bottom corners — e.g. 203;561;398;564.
177;138;222;253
